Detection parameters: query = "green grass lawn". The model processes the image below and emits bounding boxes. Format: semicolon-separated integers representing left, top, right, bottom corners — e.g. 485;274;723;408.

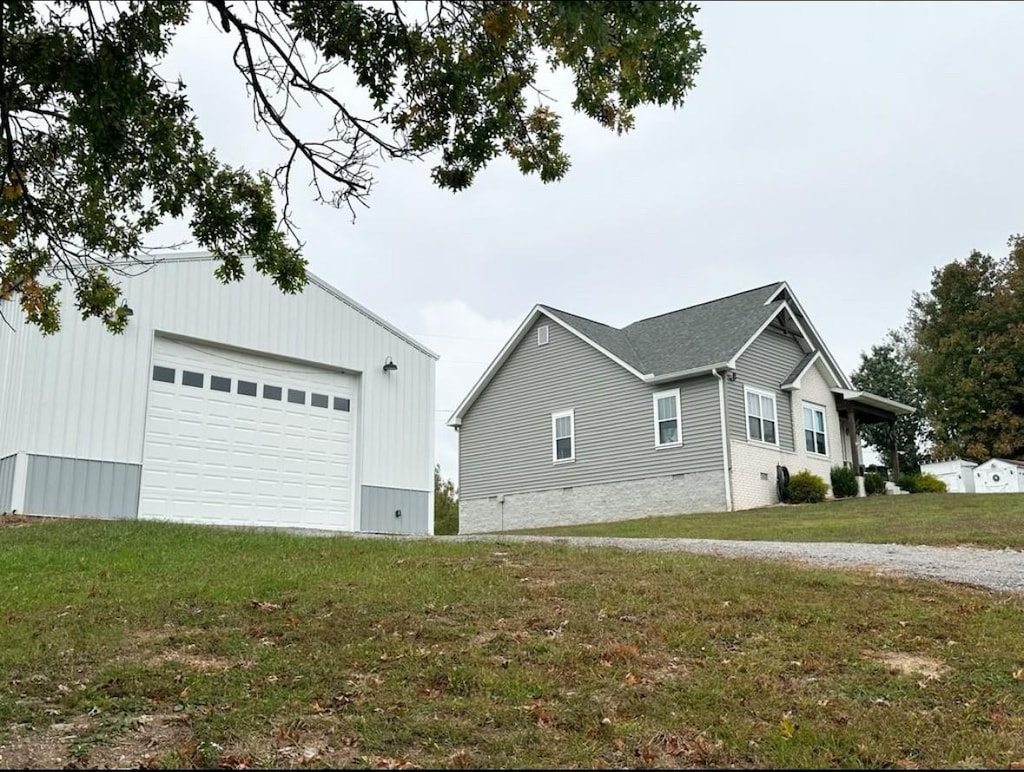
2;518;1024;769
514;493;1024;549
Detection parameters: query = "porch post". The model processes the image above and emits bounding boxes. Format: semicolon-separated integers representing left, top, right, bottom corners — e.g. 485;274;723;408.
847;410;866;497
891;420;900;480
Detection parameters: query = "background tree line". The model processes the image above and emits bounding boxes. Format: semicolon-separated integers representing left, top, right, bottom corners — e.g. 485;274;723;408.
852;233;1024;471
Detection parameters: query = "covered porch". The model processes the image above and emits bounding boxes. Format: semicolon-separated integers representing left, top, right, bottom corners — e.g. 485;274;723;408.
831;388;916;495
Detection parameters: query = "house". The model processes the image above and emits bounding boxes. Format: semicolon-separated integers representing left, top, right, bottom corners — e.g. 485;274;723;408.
920;458;978;493
448;282;914;533
973;458;1024;494
0;253;437;534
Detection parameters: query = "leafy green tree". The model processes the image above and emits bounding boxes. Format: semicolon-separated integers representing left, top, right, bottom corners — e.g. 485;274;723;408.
433;465;459;536
909;235;1024;460
0;1;706;332
850;328;928;474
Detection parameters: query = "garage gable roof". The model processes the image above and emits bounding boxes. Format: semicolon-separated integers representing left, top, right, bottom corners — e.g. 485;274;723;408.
142;252;439;360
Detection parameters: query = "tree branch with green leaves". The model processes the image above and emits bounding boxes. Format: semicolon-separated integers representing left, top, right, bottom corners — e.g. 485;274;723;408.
0;0;705;333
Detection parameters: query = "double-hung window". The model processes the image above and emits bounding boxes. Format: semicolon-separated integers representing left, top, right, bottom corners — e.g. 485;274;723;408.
746;388;778;445
552;410;575;463
653;389;682;447
803;403;828;456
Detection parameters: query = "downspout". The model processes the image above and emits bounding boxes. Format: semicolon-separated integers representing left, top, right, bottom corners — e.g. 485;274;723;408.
713;368;734;512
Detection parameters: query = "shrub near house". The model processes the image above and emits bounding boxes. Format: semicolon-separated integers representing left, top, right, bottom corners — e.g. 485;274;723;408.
899;473;948;494
830;465;858;498
788;470;829;503
864;472;887;496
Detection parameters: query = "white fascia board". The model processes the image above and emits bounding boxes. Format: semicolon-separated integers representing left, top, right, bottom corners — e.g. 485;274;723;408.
831;388;916;416
305;272;439;360
729;299;847;390
542;311;650;381
771;282;853;389
448;305;549;426
763;282;787;305
644;362;731;384
780;351;822;391
448;306;652;426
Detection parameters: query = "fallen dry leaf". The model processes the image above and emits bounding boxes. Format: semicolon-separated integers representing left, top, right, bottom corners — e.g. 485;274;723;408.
251;600;282;612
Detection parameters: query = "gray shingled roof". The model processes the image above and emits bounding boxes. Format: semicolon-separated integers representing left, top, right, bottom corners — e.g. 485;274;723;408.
781;351;819;388
541;282;785;377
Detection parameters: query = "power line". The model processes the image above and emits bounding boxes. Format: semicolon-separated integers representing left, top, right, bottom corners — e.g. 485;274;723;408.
411;332;506;343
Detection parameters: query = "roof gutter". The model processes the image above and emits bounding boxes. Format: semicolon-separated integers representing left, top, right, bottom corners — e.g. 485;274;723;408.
644;362;732;384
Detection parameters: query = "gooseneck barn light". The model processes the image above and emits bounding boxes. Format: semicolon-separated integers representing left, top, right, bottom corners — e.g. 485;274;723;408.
382;356;398;373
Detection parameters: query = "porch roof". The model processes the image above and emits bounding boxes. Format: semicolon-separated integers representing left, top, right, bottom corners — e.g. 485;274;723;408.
831;388;916;424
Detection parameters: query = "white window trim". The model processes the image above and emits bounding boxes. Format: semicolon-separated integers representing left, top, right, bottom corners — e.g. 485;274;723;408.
744;386;779;447
551;409;575;464
803;401;829;457
652;388;682;448
537;325;549;346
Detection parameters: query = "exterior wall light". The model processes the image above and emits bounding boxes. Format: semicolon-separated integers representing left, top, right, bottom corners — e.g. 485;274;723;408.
383;356;398;373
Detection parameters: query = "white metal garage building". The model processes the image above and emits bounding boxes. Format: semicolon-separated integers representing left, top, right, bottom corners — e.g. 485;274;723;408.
0;253;437;534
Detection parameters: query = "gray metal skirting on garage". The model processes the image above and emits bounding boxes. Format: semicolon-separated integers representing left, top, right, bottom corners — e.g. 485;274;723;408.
24;455;141;519
360;485;430;534
0;454;15;513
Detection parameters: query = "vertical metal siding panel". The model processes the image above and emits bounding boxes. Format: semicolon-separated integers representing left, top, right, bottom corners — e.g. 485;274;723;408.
0;301;18;454
24;455;140;518
458;320;724;499
729;330;806;452
0;455;16;511
360;485;429;534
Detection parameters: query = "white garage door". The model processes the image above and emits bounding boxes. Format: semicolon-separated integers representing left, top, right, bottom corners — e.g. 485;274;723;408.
140;336;356;530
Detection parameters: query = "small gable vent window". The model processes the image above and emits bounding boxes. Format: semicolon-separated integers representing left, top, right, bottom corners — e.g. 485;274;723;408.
537;325;549;346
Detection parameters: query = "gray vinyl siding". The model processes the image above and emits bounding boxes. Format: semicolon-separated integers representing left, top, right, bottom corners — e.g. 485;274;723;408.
23;455;141;519
360;485;430;535
728;329;806;453
0;455;15;513
459;319;724;499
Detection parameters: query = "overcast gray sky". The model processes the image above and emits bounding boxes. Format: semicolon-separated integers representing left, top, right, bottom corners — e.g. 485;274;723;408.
154;1;1024;481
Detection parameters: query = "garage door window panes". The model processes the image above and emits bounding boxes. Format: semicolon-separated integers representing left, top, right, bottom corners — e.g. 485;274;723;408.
151;361;351;416
152;366;175;384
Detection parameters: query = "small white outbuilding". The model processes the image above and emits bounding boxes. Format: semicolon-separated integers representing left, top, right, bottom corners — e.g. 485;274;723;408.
920;458;978;494
973;458;1024;494
0;253;438;533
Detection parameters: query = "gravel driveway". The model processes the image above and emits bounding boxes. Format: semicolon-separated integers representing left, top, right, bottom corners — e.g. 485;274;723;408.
448;534;1024;594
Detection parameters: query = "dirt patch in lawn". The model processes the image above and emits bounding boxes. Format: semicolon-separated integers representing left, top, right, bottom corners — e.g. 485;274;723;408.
867;651;950;679
0;514;40;529
0;713;188;770
145;648;236;673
